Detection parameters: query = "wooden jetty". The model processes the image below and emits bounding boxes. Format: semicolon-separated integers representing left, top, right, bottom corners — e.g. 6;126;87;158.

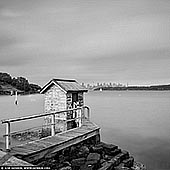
1;106;100;165
10;119;99;163
0;79;100;165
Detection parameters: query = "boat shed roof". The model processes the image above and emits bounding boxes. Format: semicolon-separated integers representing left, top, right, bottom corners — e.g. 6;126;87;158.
40;79;88;94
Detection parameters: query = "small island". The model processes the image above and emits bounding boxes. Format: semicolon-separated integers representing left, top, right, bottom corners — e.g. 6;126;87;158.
0;72;41;95
94;84;170;91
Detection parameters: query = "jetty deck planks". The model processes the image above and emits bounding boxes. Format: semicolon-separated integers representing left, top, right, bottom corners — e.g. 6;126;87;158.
9;119;100;163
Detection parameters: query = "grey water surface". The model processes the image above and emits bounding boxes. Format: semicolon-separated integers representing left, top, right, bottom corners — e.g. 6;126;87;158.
0;91;170;170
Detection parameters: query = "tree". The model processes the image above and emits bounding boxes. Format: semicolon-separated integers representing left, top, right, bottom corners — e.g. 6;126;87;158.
12;77;30;92
0;72;12;84
29;84;41;92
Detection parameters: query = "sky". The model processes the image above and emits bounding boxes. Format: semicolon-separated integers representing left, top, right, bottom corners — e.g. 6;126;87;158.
0;0;170;86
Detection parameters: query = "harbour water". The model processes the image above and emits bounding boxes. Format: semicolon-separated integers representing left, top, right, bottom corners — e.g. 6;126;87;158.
0;91;170;170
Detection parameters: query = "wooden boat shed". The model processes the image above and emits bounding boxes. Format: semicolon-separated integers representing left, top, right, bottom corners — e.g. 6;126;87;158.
1;79;101;165
40;78;88;131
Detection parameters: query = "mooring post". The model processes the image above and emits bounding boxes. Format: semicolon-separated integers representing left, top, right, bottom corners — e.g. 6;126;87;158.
51;114;55;136
5;122;10;150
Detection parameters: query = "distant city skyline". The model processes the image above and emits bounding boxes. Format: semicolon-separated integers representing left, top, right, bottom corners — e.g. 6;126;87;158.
0;0;170;86
82;82;125;88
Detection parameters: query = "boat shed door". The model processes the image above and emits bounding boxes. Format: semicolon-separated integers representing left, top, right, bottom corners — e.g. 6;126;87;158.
72;92;78;108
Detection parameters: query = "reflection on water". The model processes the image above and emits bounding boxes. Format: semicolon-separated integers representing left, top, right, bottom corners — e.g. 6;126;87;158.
85;91;170;170
0;91;170;170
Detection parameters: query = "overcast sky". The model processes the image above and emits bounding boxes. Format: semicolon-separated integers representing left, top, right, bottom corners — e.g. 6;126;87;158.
0;0;170;86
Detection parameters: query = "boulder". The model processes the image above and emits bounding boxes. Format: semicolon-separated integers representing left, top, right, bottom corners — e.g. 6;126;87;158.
71;158;86;167
86;153;101;165
85;153;101;169
99;142;118;151
114;151;129;164
78;146;90;157
80;164;94;170
69;146;78;159
121;150;129;158
109;153;123;167
59;166;72;170
123;156;134;167
100;159;106;164
99;161;114;170
109;149;121;156
91;146;104;154
131;161;147;170
103;155;113;161
114;163;131;170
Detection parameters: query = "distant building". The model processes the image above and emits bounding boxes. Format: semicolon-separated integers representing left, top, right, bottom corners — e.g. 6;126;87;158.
40;79;88;131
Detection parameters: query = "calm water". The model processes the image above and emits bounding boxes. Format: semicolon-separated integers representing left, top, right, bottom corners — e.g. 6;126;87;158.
0;91;170;170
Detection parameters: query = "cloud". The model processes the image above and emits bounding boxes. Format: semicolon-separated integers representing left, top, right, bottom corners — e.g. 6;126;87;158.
0;56;30;67
0;0;170;84
0;34;18;50
0;9;22;17
0;32;33;67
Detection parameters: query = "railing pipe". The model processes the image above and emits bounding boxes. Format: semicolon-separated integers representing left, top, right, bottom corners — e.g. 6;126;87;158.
5;122;10;151
51;114;55;136
1;107;85;124
1;106;90;150
84;106;90;120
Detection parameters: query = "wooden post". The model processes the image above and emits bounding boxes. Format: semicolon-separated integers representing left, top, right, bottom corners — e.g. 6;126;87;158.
83;106;90;120
64;118;67;131
5;122;10;150
79;108;82;127
15;91;18;105
81;107;85;124
51;114;55;136
82;107;85;119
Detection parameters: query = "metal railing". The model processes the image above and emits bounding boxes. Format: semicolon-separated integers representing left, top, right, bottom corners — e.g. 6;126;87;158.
1;106;90;150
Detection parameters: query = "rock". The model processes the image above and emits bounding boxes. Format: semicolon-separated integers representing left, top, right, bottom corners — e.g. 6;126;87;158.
59;166;72;170
109;149;121;156
71;158;86;167
98;142;118;151
91;146;103;154
85;153;101;169
86;153;101;165
100;159;106;164
114;163;131;170
114;151;129;164
30;139;146;170
99;161;114;170
63;148;71;156
121;150;129;158
123;156;134;167
63;161;72;167
108;152;128;167
70;146;78;159
131;161;147;170
80;164;94;170
78;146;90;157
103;155;113;161
108;158;117;167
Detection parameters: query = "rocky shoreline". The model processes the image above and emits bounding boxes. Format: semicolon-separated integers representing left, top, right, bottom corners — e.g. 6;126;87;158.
35;138;146;170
